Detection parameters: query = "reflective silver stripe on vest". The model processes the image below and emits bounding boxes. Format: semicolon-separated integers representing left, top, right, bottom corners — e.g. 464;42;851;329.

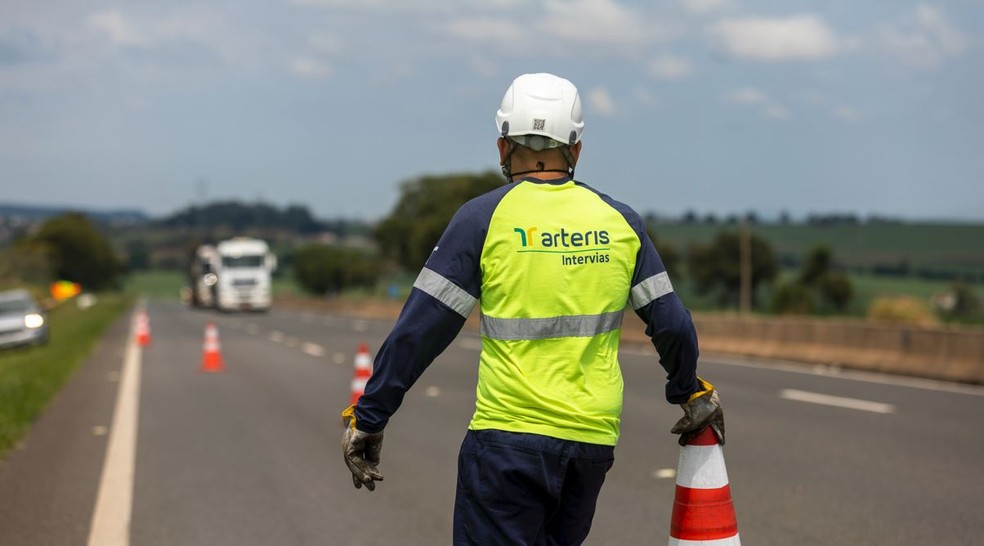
629;271;673;310
413;267;477;318
480;310;624;341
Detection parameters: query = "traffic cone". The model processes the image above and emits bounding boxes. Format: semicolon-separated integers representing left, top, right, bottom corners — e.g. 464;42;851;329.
135;311;151;347
669;427;740;545
350;343;373;405
201;322;224;373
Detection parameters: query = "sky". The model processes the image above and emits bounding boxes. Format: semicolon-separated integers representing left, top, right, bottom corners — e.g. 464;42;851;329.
1;0;982;222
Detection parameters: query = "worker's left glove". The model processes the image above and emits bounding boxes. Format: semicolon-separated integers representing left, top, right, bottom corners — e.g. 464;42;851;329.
671;377;725;446
341;405;384;491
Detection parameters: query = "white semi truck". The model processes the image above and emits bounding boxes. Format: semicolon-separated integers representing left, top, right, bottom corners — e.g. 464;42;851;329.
189;238;277;312
189;244;219;308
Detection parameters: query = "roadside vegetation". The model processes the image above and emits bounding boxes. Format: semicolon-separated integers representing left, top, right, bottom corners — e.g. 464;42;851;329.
0;294;130;458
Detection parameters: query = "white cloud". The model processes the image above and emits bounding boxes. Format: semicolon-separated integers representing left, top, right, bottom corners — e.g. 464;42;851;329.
588;87;616;117
80;7;265;70
650;54;693;80
712;15;839;61
87;11;145;46
544;0;652;48
445;0;673;55
726;87;789;120
879;4;967;67
726;87;767;105
464;0;530;8
289;57;331;79
682;0;730;15
289;0;444;10
447;17;526;43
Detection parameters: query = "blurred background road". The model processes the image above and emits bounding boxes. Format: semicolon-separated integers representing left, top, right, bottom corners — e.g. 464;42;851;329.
2;302;982;545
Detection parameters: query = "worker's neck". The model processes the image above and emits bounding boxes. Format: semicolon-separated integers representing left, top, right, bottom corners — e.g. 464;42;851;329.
510;165;570;182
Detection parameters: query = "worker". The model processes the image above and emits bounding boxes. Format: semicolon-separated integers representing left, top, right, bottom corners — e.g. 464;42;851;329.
342;72;725;545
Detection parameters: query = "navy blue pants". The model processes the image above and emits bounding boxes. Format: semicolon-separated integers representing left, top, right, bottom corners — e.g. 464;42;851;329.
453;429;615;546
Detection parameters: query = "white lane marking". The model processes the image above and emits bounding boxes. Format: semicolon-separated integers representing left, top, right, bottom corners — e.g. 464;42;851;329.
92;426;109;436
653;468;677;480
425;386;441;397
269;331;285;343
87;308;143;546
302;343;325;357
779;389;896;414
458;338;482;351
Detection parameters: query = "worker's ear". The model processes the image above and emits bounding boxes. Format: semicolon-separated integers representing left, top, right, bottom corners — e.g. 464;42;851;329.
569;141;582;165
497;137;510;165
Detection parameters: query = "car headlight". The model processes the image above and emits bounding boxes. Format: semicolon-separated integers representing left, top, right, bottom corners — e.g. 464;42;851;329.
24;313;45;329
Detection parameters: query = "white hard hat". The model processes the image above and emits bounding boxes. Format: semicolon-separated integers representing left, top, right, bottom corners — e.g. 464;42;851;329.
495;73;583;151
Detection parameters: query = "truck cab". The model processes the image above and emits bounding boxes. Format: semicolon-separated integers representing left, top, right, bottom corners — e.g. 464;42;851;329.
213;238;277;312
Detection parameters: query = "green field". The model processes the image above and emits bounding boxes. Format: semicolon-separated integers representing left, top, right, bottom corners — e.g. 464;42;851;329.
651;222;984;274
124;270;185;299
0;293;130;457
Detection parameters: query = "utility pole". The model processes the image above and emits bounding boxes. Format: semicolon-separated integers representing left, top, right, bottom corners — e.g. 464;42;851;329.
196;176;208;240
739;216;752;315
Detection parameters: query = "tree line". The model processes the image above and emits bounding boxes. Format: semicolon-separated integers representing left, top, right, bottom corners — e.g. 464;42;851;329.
4;173;977;322
291;172;860;315
291;171;977;321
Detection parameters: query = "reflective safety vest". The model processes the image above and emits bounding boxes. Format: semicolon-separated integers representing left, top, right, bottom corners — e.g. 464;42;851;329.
356;176;696;446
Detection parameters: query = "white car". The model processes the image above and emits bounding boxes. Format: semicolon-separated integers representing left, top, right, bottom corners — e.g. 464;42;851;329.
0;289;49;349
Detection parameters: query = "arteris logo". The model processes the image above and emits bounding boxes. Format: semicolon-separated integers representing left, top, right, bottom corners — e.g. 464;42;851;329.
513;226;610;248
513;226;612;266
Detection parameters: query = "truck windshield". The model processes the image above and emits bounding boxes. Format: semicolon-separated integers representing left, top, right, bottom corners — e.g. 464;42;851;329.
221;255;264;268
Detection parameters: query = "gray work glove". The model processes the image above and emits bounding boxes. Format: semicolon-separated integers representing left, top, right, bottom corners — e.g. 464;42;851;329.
671;377;725;446
341;405;384;491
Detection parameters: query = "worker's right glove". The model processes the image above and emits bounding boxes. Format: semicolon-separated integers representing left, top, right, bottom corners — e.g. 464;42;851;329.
671;377;725;446
341;405;384;491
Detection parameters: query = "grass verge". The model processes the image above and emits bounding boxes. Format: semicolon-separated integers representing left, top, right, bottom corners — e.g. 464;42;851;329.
124;270;184;300
0;293;131;458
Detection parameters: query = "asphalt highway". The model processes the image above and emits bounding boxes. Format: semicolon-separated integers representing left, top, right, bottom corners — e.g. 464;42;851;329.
1;300;983;545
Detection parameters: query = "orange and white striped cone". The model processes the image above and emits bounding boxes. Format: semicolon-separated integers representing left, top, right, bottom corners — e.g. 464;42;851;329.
200;322;224;373
350;343;373;405
669;427;740;545
135;311;151;347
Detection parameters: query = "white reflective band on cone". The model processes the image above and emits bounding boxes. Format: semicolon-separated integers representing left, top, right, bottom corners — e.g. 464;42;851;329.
669;535;741;545
676;444;730;489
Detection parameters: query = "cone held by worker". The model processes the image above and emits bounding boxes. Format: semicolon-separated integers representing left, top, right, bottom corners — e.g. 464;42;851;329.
669;425;739;545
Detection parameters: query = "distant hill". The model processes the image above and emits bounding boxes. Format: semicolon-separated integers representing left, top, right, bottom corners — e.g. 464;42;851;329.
157;201;327;234
0;203;149;225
